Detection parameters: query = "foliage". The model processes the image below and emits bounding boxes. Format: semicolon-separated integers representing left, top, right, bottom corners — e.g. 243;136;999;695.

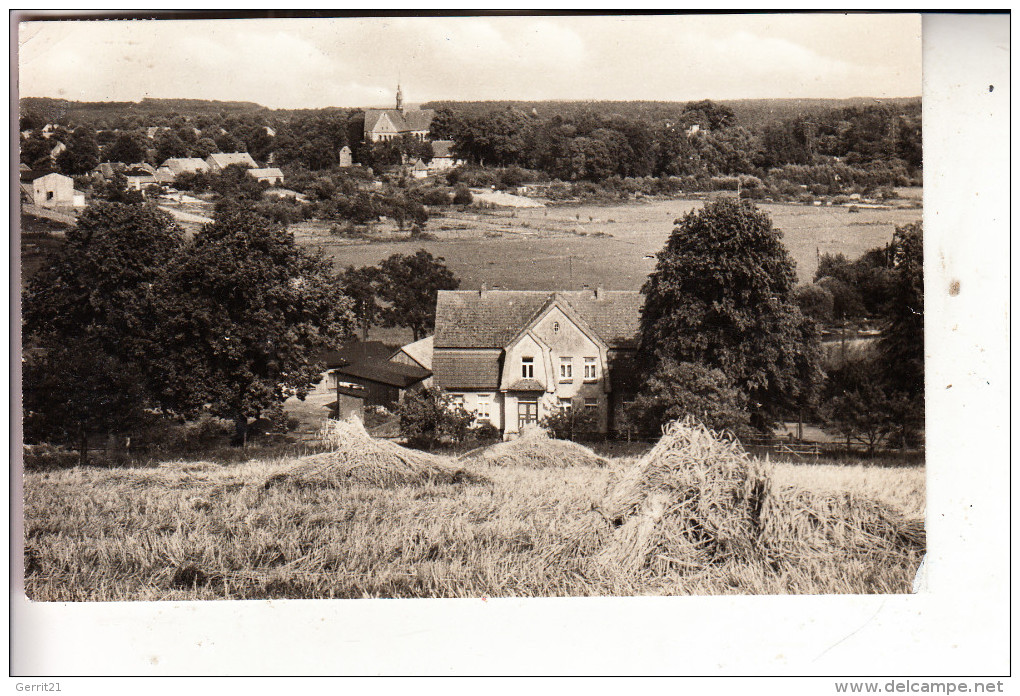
821;355;911;455
879;222;924;398
149;206;357;443
627;360;751;437
55;127;100;175
794;284;834;324
452;184;473;205
375;250;460;341
397;386;473;450
540;404;601;440
339;265;382;340
22;203;186;461
102;131;149;165
638;199;820;429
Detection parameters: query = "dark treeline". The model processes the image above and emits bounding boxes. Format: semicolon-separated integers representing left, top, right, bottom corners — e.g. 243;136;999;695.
21;96;921;193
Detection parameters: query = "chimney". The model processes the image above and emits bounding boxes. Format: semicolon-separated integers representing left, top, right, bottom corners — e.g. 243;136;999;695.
595;286;605;299
479;283;487;296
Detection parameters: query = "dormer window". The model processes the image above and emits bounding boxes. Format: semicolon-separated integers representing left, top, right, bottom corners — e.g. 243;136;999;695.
521;356;534;379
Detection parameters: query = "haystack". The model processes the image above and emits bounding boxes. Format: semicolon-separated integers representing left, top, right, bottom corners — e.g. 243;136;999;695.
759;486;926;564
556;417;924;581
465;425;608;469
264;417;487;489
590;418;768;574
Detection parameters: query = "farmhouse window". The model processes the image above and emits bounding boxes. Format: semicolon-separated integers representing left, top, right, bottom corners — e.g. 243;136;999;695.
521;357;534;379
477;400;490;420
583;357;597;381
451;394;465;408
584;398;599;412
559;357;573;381
558;398;572;413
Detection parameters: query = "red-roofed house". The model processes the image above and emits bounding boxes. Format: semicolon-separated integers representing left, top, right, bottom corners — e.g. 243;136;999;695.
432;289;643;438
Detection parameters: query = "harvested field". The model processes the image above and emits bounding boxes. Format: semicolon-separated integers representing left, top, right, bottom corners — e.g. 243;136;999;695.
22;420;924;600
463;426;607;469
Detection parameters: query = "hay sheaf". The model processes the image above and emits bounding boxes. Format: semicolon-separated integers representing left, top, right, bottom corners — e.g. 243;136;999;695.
557;418;924;580
759;486;926;564
466;426;608;469
264;417;488;489
591;418;768;574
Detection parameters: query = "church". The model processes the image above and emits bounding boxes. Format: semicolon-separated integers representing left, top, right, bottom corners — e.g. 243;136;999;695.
363;85;435;143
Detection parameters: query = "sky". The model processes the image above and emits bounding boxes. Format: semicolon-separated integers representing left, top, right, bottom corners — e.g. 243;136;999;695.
17;13;922;109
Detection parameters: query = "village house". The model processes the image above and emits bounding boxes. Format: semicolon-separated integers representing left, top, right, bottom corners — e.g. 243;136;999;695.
338;145;353;167
427;140;461;171
410;158;429;179
160;157;210;177
123;165;157;190
431;289;643;438
247;167;285;185
205;151;258;172
363;85;435;142
20;170;85;209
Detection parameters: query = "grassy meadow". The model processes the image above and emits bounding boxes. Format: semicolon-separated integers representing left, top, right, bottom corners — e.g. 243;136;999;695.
298;196;923;290
22;438;925;601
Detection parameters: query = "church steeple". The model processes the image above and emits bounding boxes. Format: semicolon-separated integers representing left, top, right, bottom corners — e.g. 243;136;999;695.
395;83;404;112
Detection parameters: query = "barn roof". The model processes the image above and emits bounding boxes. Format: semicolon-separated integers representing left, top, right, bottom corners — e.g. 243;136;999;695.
433;290;643;350
393;335;433;370
334;357;430;388
248;167;284;178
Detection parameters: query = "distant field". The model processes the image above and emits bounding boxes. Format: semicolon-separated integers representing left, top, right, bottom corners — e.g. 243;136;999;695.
300;195;923;289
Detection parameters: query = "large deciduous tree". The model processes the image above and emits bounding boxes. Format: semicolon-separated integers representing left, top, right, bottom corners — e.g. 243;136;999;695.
376;250;460;341
150;206;356;444
22;203;186;462
638;198;820;429
55;127;101;175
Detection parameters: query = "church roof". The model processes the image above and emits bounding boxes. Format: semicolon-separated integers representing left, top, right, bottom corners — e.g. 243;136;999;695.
364;108;435;135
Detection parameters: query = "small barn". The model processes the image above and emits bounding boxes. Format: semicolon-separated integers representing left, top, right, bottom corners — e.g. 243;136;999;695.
22;170;76;208
330;358;431;410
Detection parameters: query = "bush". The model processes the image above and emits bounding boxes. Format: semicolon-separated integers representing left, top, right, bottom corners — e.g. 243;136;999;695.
469;421;501;442
541;405;600;440
398;386;473;450
452;185;473;206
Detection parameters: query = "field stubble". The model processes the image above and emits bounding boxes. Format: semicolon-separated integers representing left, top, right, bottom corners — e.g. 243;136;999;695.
23;424;924;601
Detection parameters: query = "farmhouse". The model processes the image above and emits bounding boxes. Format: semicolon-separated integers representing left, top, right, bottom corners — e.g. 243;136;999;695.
21;170;84;209
410;158;429;179
247;167;285;185
160;157;210;177
205;151;258;172
123;165;157;190
432;289;643;438
363;85;435;142
428;140;460;171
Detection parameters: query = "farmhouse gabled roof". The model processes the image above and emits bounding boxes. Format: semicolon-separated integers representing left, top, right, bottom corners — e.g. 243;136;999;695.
433;290;643;350
161;157;209;175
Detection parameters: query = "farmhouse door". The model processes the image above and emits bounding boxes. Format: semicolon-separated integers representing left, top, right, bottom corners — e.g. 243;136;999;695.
518;400;538;429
